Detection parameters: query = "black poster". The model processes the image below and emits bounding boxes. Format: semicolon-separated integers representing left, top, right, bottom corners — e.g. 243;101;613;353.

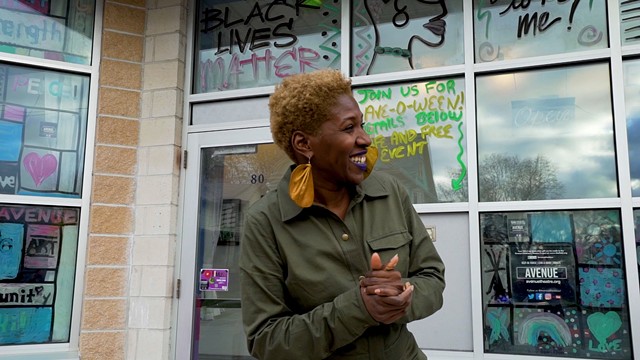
510;244;576;304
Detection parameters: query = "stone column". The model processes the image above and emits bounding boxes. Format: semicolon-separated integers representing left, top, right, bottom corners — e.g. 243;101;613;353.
127;0;187;358
81;0;145;359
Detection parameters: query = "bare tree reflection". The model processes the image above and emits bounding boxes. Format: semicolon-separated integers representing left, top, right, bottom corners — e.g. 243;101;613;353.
437;153;562;202
479;154;563;202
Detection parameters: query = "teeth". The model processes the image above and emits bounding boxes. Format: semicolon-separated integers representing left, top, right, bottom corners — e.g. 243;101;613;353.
351;155;366;164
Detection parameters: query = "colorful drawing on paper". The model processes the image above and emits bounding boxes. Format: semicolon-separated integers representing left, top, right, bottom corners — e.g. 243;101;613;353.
0;223;24;279
578;267;624;307
513;309;575;352
482;245;510;304
530;212;573;243
582;309;631;358
485;307;511;347
0;64;89;197
482;209;633;359
0;205;78;345
0;307;52;344
573;210;622;265
23;153;58;187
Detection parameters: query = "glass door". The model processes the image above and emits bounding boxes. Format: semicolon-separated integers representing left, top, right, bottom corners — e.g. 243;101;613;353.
176;127;291;359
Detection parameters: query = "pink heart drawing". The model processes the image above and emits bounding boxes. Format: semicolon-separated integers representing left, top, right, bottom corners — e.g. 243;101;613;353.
23;153;58;186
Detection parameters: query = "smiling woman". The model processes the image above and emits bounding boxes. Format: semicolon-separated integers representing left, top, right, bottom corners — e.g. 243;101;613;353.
239;69;446;360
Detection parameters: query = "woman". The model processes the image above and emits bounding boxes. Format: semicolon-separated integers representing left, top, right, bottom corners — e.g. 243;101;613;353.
239;69;445;359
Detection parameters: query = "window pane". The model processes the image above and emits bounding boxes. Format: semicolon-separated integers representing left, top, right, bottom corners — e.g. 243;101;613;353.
623;60;640;197
620;2;640;46
194;0;341;93
0;204;80;345
0;0;95;65
480;209;633;358
194;143;289;358
351;0;463;76
355;78;468;203
476;64;617;201
474;0;608;63
0;64;89;198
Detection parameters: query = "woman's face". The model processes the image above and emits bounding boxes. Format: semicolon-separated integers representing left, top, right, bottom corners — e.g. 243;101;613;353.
307;94;372;188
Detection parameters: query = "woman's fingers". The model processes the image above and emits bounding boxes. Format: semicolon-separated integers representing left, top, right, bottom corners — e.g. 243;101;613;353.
369;252;399;271
370;252;383;270
384;254;399;271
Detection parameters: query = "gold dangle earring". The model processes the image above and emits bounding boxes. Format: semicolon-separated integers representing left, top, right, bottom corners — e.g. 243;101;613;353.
363;147;379;179
289;155;314;208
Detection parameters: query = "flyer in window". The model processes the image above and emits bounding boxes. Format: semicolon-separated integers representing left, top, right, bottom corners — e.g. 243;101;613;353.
510;244;576;304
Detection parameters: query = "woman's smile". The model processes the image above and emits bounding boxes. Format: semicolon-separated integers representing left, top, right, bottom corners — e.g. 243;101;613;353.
350;153;367;171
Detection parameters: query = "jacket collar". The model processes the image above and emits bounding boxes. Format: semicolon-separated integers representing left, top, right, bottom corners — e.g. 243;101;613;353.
277;165;389;222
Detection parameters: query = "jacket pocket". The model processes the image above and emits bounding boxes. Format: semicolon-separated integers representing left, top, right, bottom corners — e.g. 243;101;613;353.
366;231;412;274
366;231;411;251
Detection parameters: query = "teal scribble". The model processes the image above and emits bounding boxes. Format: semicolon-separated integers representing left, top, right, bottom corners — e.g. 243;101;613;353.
318;29;341;61
451;121;466;191
477;0;491;39
487;308;510;344
318;4;341;68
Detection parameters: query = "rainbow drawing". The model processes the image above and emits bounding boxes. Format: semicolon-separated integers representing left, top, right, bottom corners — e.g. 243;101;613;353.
517;312;572;347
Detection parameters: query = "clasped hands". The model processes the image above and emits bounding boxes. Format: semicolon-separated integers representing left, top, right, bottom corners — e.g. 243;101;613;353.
359;252;414;324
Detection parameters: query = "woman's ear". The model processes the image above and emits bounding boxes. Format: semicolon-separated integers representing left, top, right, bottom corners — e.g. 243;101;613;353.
291;131;312;162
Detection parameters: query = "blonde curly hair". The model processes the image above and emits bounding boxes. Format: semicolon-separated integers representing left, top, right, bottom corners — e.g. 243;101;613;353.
269;69;353;161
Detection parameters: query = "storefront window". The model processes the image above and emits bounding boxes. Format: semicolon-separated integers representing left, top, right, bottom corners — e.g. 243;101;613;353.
0;204;79;345
476;64;617;202
0;64;89;198
474;0;608;63
0;0;94;65
481;209;632;359
350;0;463;76
354;78;467;203
194;0;341;93
623;60;640;197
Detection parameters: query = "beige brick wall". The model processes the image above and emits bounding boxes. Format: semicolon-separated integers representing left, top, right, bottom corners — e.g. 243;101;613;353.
81;0;187;358
80;0;145;358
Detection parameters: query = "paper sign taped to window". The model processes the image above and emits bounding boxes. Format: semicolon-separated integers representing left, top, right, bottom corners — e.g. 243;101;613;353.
199;268;229;291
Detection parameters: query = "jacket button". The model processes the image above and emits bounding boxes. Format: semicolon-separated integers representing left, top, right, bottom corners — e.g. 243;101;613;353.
341;233;349;241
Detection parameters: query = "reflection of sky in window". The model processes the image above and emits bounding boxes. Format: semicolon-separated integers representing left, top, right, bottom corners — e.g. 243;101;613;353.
623;61;640;197
476;64;618;199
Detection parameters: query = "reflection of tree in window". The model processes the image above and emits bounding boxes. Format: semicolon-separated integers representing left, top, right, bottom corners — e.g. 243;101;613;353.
480;213;508;243
437;167;468;202
479;153;563;202
573;210;622;266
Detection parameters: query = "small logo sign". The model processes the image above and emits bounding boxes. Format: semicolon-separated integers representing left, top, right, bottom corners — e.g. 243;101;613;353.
40;122;58;138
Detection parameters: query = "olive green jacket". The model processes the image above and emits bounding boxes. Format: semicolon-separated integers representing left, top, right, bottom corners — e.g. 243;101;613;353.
240;168;445;360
